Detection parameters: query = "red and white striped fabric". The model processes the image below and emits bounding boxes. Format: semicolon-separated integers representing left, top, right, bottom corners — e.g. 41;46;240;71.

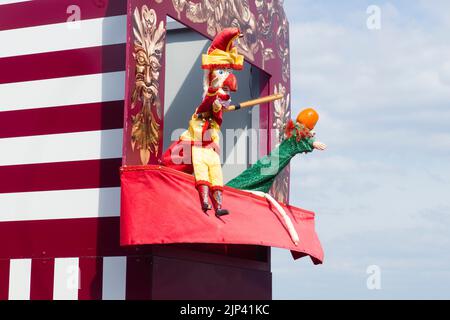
0;0;133;300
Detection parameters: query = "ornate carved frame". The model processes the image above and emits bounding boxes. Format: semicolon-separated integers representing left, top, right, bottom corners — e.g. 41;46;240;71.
122;0;291;202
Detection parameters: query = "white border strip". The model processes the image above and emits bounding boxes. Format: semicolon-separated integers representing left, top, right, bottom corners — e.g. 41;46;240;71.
0;129;123;166
0;187;120;222
53;258;80;300
8;259;31;300
0;0;32;5
102;256;127;300
0;15;126;58
0;72;125;112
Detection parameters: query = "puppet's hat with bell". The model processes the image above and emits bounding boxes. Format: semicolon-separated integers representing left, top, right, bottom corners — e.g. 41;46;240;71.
202;27;244;71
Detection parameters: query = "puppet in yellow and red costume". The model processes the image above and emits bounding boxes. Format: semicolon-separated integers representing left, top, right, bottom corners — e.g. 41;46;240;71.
162;28;244;217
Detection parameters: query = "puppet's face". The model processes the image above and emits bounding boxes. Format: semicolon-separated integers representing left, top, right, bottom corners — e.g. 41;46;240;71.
210;69;238;92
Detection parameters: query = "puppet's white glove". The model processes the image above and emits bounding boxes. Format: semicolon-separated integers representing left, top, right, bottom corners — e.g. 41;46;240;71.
219;98;231;109
313;141;327;150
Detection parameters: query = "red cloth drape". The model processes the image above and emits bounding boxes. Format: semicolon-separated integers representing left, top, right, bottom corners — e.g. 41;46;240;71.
120;165;324;264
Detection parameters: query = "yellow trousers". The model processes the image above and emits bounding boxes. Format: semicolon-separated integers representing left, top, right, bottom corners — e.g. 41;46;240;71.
192;146;223;188
180;117;221;145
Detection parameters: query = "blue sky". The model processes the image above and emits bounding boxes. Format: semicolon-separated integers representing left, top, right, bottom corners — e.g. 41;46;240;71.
272;0;450;299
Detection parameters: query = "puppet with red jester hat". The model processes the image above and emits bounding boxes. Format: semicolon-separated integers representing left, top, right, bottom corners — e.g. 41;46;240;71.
163;28;244;217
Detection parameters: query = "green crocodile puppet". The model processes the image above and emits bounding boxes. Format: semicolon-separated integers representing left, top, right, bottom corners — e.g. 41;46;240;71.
227;108;327;192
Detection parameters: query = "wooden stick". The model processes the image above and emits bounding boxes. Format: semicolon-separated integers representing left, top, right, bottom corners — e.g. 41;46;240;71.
225;93;284;112
196;93;283;119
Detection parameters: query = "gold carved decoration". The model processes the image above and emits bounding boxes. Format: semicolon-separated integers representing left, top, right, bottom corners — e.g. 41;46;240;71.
170;0;289;79
271;82;291;203
131;5;166;165
272;83;291;146
255;0;290;82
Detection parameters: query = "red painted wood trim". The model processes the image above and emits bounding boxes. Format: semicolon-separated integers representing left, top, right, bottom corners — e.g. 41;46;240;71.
78;257;103;300
0;0;126;32
0;44;126;85
0;158;121;194
30;258;54;300
0;260;10;300
0;101;124;139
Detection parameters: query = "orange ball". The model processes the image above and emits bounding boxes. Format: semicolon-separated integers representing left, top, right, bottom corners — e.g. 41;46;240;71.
296;108;319;130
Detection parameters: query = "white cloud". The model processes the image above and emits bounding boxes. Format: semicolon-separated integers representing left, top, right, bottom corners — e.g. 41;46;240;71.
290;21;450;113
439;61;450;86
274;0;450;300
